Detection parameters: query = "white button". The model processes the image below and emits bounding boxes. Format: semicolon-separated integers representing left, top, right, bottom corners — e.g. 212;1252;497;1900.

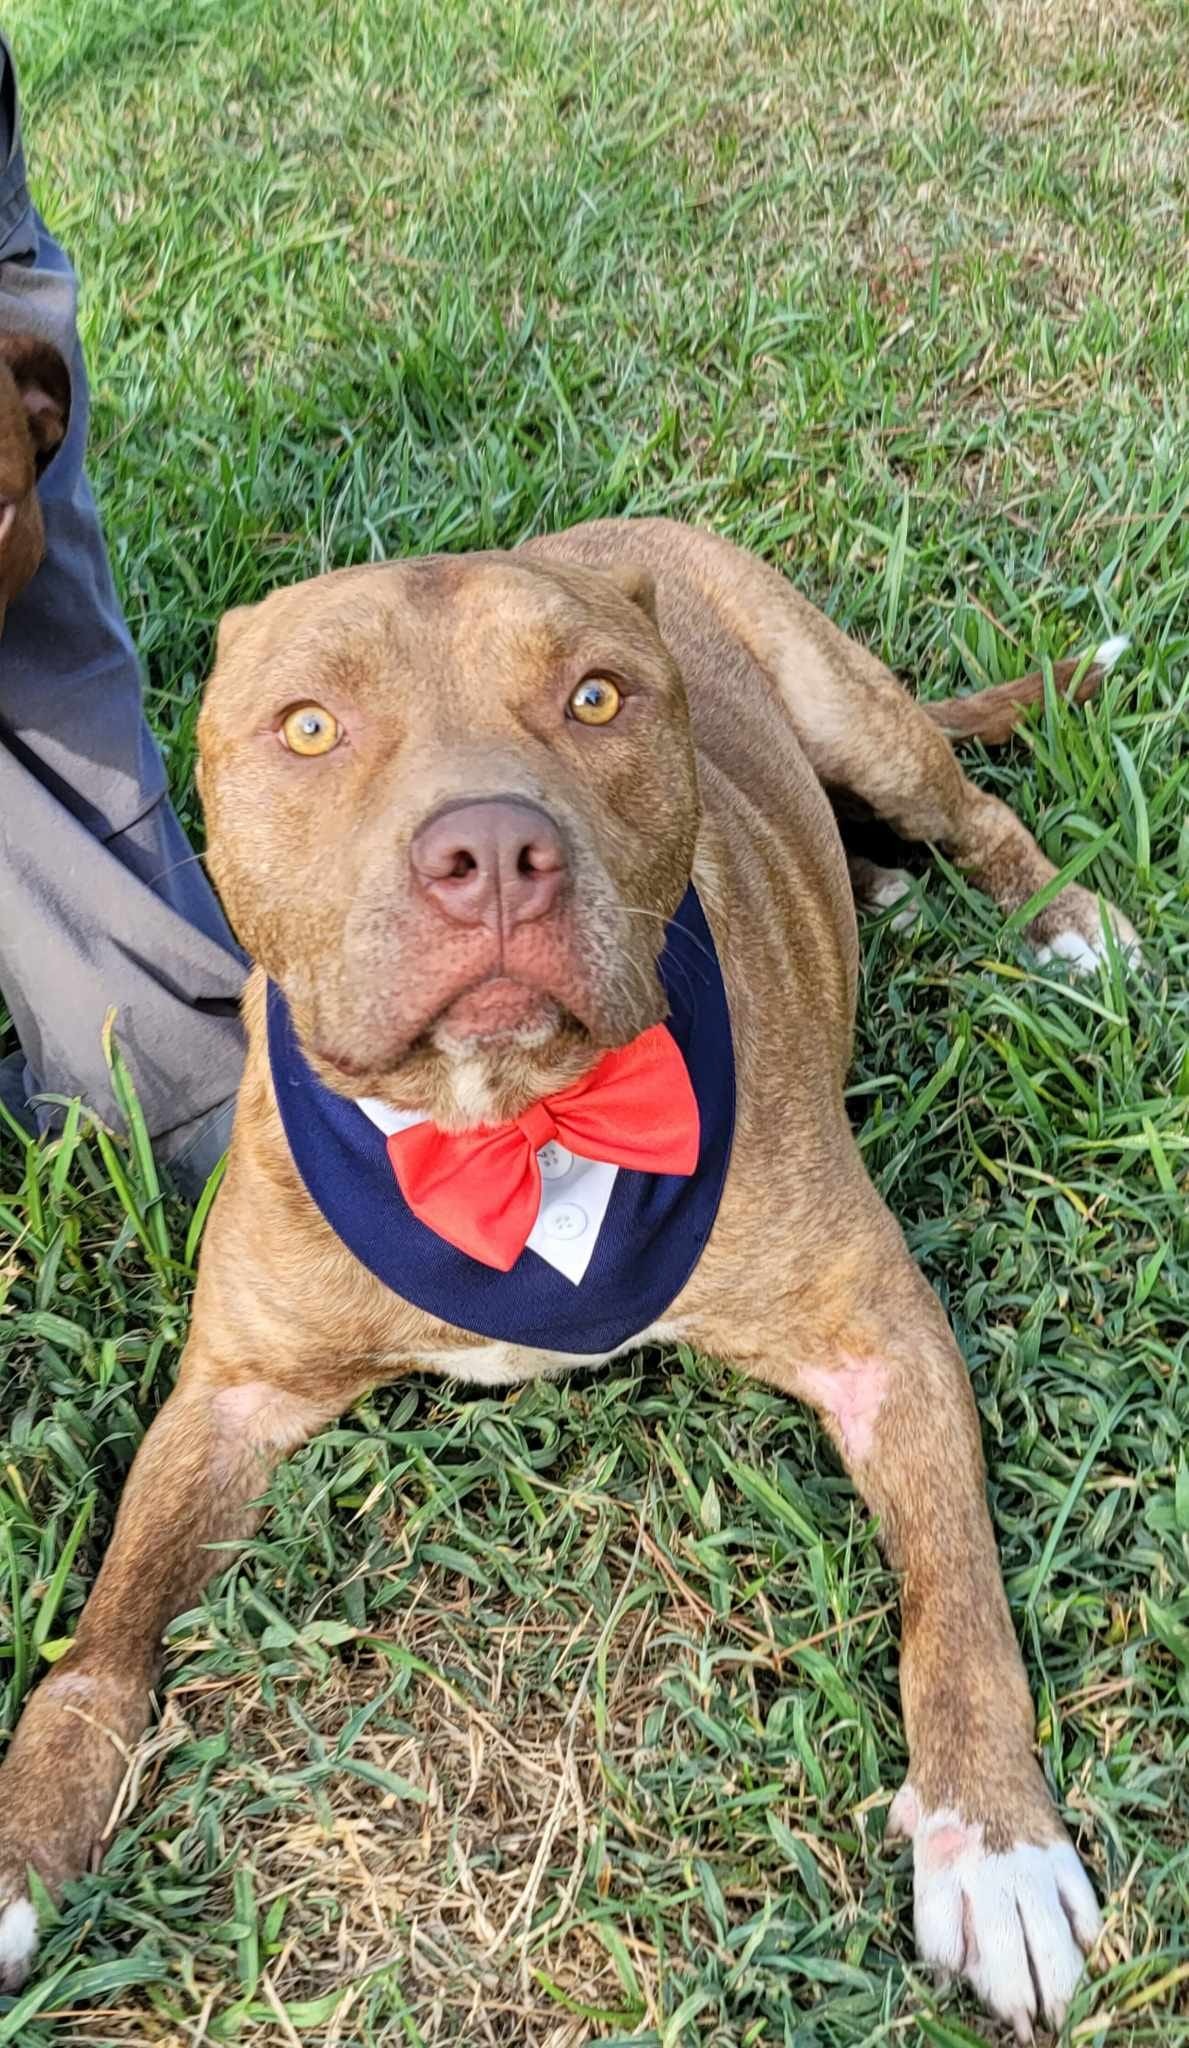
543;1202;587;1241
537;1141;573;1180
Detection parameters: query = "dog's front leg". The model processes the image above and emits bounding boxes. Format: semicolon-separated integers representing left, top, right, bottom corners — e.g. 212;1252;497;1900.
0;1352;343;1988
749;1248;1102;2040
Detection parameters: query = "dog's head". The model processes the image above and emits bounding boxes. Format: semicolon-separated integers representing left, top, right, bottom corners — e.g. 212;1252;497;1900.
0;333;71;622
199;552;701;1126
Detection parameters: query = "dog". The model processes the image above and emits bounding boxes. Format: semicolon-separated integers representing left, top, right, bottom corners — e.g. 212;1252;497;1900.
0;330;70;620
0;518;1138;2032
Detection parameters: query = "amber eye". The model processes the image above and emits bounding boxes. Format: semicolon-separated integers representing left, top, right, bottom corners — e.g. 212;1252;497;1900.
280;703;341;756
567;676;622;726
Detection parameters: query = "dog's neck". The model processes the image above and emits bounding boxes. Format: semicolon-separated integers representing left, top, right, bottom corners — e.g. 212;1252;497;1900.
385;1035;604;1133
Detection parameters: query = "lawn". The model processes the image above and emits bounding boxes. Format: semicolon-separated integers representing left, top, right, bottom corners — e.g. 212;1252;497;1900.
1;0;1187;2040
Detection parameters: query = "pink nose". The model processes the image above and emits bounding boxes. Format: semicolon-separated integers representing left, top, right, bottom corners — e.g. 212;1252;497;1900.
409;798;568;930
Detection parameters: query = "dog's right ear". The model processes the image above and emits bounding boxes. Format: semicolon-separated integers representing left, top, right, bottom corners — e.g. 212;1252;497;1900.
0;333;71;471
215;604;254;659
602;562;658;624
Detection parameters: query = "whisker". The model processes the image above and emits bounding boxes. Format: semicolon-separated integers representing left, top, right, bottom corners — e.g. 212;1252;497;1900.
621;901;720;977
147;850;214;889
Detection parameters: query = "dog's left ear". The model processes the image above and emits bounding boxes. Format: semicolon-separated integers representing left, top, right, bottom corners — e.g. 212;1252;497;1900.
0;333;71;471
214;604;255;660
602;562;658;624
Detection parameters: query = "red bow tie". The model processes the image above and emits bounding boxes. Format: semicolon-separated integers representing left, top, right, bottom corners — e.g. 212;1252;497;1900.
386;1023;700;1271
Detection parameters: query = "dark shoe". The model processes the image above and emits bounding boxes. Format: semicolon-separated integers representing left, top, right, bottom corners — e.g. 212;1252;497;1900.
2;1052;234;1200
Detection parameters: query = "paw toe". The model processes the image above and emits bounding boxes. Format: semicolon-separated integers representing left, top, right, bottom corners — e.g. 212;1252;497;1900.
1053;1838;1104;1952
915;1865;968;1974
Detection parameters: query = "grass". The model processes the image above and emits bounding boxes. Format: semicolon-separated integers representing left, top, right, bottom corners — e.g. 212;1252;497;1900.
1;0;1187;2039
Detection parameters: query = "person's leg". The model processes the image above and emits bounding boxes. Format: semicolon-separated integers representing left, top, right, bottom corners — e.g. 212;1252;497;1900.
0;38;246;1186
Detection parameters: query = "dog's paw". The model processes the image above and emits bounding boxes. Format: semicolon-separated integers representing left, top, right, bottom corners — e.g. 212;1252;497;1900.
0;1877;39;1993
0;1664;149;1990
1029;887;1142;978
849;858;922;933
870;870;922;932
889;1785;1102;2041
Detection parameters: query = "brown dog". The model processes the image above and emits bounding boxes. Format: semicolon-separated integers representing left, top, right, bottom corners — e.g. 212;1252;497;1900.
0;519;1137;2030
0;330;71;619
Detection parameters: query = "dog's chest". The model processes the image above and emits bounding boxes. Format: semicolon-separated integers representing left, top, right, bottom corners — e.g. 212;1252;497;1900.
408;1318;688;1387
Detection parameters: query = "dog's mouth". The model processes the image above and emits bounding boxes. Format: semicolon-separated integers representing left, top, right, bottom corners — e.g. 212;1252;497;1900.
431;975;564;1050
297;890;669;1114
305;971;592;1088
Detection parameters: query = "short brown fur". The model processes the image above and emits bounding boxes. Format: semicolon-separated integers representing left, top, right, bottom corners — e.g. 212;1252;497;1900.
0;518;1129;2024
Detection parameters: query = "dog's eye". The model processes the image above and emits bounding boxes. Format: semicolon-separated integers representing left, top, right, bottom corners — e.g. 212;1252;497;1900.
280;703;342;756
567;676;622;726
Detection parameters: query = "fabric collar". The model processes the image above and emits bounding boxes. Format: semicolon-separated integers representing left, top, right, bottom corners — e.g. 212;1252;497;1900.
266;885;735;1357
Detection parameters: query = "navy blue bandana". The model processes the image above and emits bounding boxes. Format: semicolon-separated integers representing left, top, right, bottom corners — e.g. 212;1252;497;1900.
266;886;734;1356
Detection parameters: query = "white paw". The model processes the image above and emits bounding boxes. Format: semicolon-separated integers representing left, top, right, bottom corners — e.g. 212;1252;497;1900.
0;1890;38;1993
1033;900;1143;978
890;1787;1102;2040
1033;928;1105;973
867;868;922;932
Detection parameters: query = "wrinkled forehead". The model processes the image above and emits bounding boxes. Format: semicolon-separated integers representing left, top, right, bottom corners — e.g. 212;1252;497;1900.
210;555;651;718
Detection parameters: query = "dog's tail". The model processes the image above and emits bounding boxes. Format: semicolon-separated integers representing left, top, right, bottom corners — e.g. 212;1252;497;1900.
925;635;1130;744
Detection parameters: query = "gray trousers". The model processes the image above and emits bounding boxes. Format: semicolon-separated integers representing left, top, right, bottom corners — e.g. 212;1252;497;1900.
0;41;246;1152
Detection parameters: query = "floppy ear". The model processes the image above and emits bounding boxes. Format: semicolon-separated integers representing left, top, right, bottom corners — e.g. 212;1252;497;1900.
602;562;658;624
0;333;71;471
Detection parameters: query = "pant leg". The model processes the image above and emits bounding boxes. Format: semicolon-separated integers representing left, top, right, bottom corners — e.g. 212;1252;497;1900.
0;37;246;1144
